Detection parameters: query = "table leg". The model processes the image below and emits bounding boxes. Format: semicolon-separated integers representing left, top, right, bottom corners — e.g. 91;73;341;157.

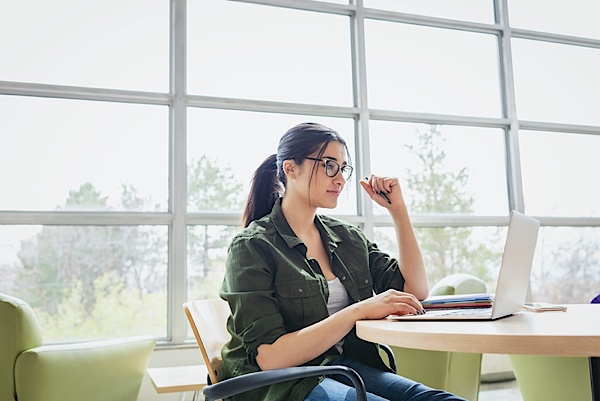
591;357;600;401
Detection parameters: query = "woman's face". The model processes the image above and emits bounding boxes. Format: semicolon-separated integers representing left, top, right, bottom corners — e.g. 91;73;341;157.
300;140;350;210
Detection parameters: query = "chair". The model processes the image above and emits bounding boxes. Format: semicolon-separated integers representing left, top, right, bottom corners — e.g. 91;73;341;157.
183;298;368;401
429;273;488;296
509;293;598;401
0;292;156;401
385;273;486;401
509;355;592;401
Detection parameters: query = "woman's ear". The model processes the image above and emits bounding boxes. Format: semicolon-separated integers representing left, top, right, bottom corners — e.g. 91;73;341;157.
282;159;297;178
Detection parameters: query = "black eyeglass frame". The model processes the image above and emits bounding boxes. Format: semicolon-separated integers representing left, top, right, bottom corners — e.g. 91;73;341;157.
305;157;354;180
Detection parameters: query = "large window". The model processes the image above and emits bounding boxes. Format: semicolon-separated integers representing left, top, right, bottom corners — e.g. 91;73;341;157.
1;0;599;344
0;96;169;212
365;21;502;117
188;0;353;105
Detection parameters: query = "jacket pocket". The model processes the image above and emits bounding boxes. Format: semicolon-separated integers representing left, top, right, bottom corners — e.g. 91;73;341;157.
276;278;325;329
353;271;374;300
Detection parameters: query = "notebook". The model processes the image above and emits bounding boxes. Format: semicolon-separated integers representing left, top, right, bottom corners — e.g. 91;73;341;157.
389;210;540;321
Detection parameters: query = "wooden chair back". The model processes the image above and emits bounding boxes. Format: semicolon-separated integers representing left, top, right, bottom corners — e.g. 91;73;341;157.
184;298;231;385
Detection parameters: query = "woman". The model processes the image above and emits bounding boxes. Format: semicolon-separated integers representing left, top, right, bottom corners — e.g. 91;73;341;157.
220;122;465;401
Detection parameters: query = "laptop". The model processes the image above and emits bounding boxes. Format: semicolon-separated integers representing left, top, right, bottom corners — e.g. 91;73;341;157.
389;210;540;321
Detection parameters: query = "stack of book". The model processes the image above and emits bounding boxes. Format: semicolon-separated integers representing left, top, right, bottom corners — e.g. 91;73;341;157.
421;294;493;310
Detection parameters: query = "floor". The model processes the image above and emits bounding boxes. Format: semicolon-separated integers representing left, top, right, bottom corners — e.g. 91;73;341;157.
479;379;523;401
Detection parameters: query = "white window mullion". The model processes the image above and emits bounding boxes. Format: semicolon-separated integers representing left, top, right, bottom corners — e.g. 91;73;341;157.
169;0;188;344
496;0;524;213
352;0;374;236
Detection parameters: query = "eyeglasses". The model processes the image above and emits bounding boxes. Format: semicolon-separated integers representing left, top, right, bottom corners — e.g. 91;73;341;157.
306;157;354;180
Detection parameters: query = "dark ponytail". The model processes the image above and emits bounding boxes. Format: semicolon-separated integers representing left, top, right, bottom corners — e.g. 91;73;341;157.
242;122;350;228
241;154;283;228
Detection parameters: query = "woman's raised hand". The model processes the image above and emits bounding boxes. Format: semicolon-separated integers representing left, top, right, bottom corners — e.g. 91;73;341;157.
360;175;406;209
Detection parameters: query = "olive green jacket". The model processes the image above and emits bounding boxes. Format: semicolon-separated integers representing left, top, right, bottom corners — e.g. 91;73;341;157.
219;199;405;401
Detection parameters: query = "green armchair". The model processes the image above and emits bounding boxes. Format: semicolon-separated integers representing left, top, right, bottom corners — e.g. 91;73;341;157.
386;273;487;401
509;355;592;401
1;292;156;401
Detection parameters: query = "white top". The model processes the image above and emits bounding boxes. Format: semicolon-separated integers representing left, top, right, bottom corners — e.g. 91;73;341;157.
327;277;351;353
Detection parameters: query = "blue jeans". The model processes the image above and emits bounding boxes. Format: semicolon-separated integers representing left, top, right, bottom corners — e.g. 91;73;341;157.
304;354;466;401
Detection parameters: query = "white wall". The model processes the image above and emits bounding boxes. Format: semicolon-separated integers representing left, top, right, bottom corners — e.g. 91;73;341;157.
481;354;516;383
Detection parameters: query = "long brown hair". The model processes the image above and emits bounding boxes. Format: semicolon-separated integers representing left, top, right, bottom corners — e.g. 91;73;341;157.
241;122;349;228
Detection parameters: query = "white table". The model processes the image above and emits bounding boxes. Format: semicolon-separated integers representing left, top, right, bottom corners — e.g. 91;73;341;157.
356;304;600;401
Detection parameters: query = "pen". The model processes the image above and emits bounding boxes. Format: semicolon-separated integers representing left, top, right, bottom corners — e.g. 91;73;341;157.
365;177;392;204
376;190;392;205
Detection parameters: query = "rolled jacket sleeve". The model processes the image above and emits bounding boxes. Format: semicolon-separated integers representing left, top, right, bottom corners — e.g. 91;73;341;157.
221;233;288;365
366;238;406;293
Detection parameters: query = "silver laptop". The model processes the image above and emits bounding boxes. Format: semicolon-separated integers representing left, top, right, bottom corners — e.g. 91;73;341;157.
390;211;540;321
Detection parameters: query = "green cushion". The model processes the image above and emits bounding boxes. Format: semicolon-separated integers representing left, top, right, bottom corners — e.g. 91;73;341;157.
0;293;44;401
388;347;482;401
510;355;592;401
429;273;487;296
1;293;156;401
15;337;156;401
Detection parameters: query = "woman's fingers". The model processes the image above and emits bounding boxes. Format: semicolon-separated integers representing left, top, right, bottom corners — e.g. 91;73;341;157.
366;175;400;195
362;289;425;318
389;291;425;315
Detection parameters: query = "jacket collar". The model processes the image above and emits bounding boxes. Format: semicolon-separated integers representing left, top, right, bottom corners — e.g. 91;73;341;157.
271;198;342;254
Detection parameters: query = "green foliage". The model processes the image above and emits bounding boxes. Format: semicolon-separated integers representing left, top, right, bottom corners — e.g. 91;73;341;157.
416;227;499;285
16;219;168;316
36;273;166;342
187;156;245;296
188;155;245;211
404;125;501;284
188;258;228;301
63;182;108;210
15;155;241;341
532;229;600;304
405;125;474;214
